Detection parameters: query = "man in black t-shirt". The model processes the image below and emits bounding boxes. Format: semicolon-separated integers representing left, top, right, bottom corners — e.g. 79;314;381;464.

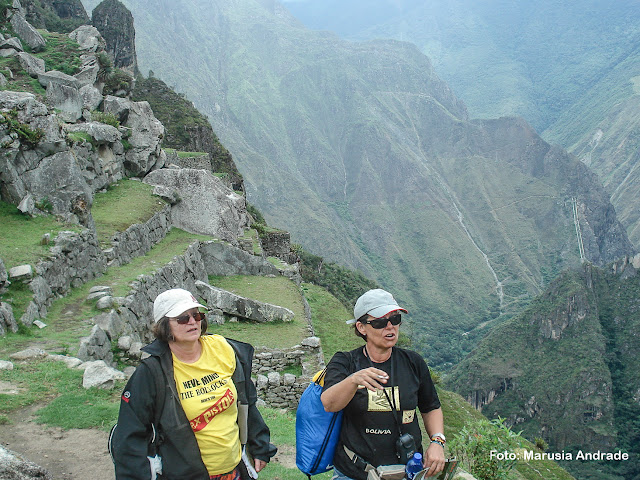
321;289;445;480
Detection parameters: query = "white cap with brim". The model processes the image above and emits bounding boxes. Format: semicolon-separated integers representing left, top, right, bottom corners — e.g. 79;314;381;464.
347;288;408;324
153;288;206;323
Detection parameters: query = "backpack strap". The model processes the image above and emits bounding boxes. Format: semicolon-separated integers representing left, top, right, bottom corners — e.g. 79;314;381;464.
141;356;166;449
228;341;249;445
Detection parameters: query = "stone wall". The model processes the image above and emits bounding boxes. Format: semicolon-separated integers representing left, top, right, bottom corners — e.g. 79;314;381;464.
260;230;299;265
105;204;172;267
256;371;308;410
165;150;212;172
22;229;106;326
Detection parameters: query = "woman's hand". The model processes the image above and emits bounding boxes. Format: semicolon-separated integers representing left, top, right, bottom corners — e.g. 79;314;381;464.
349;367;389;392
321;367;389;411
254;458;267;472
423;442;445;477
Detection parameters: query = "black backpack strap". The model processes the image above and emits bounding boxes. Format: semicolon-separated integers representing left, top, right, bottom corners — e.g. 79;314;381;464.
227;340;249;445
141;356;166;448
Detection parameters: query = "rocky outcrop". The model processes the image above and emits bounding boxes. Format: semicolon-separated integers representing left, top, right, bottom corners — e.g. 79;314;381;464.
131;76;245;191
41;0;89;23
0;445;52;480
91;0;138;74
8;9;46;52
196;281;295;323
20;0;89;32
143;168;249;241
103;95;165;176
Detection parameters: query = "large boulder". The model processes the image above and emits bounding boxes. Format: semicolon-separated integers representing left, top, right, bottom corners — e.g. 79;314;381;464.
15;52;44;78
73;55;100;87
38;70;81;90
78;84;103;111
68;25;106;53
81;360;126;389
9;11;45;52
144;168;250;241
0;302;18;336
196;281;294;323
66;121;121;144
46;82;82;122
18;150;93;223
103;96;164;176
0;445;52;480
0;258;8;288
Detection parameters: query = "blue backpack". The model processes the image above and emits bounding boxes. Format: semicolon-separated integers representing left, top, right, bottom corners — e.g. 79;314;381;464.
295;369;343;478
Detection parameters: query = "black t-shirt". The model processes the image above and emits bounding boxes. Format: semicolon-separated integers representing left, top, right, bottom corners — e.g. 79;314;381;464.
323;346;441;480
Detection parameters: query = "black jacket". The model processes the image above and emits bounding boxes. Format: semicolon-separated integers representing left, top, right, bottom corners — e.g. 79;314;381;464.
112;337;277;480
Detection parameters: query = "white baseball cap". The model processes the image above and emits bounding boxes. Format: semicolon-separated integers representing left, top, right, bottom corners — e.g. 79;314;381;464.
349;288;408;324
153;288;206;322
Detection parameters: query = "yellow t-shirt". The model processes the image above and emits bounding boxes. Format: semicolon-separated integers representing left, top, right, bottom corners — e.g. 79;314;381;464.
172;335;241;475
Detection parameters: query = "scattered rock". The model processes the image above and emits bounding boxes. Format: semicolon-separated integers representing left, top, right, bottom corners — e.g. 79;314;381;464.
82;360;125;389
46;354;82;369
8;264;32;281
0;360;14;370
95;295;114;310
9;348;47;361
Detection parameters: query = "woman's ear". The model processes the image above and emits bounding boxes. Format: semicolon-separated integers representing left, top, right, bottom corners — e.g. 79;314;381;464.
355;321;367;337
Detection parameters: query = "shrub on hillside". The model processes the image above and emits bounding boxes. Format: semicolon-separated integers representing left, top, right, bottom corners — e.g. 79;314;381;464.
448;417;522;480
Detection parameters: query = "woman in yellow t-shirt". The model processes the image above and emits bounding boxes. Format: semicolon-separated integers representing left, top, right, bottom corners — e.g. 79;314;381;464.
113;288;277;480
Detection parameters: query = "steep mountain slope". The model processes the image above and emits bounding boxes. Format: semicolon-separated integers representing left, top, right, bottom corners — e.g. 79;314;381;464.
543;46;640;250
281;0;640;134
282;0;640;253
447;259;640;479
79;0;634;367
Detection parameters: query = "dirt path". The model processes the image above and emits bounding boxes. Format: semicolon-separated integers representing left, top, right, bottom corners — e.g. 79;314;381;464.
0;404;296;479
0;405;115;480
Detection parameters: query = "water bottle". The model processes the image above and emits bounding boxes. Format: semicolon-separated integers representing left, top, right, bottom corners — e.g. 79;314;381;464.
405;452;423;480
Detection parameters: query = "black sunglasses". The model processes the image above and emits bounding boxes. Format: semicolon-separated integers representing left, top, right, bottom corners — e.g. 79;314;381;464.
362;313;402;329
172;311;204;325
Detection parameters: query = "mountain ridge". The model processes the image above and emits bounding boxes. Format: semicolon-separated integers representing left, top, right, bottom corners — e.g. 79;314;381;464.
77;0;636;367
447;257;640;479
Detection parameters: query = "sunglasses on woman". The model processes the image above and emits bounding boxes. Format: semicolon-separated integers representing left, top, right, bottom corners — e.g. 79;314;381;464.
172;311;205;324
362;313;402;329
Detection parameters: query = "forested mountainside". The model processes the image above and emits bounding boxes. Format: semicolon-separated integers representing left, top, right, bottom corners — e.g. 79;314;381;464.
447;257;640;480
80;0;634;368
282;0;640;252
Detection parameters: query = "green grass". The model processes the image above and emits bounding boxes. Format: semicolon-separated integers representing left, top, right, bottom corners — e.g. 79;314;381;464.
301;282;361;363
0;359;122;430
0;228;210;357
0;201;81;269
36;32;83;76
177;151;209;158
206;275;308;349
92;179;169;245
239;228;262;255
